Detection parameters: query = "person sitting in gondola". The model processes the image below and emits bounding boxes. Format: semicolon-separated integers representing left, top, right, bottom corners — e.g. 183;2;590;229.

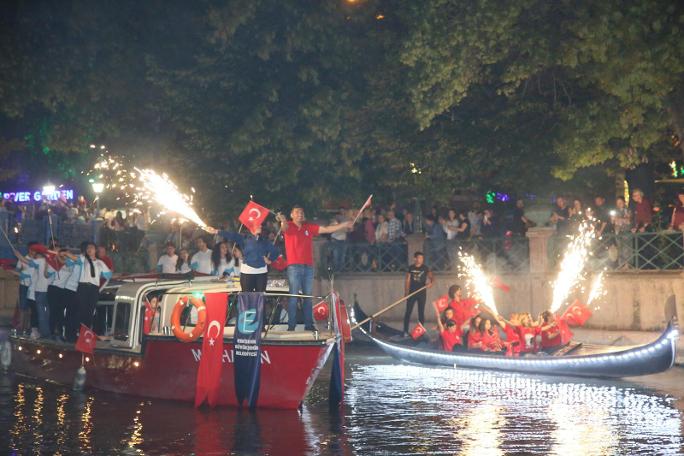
467;316;486;350
539;310;572;353
433;302;462;351
517;313;541;354
487;311;522;356
448;285;479;331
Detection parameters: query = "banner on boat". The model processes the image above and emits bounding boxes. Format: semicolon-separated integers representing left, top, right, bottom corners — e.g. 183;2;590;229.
195;292;228;408
234;292;265;408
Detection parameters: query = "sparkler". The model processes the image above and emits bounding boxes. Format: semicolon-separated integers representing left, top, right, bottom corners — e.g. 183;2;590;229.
457;251;498;315
134;168;208;228
587;271;606;306
550;220;596;313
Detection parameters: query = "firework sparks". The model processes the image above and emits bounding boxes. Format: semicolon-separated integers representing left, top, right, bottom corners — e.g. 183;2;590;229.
457;251;498;315
550;220;596;313
134;168;208;228
587;271;606;305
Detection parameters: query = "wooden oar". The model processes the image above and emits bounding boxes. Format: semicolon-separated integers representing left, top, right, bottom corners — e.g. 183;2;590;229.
350;285;429;330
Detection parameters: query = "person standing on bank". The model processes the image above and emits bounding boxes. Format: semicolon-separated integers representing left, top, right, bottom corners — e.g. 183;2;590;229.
63;242;112;340
403;251;434;337
207;224;281;292
276;206;352;331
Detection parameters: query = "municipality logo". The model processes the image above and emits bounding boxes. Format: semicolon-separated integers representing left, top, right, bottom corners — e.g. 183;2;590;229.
238;309;259;334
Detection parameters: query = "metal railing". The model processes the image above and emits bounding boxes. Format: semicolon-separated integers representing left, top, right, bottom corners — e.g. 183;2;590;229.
427;237;530;273
549;231;684;271
321;241;409;273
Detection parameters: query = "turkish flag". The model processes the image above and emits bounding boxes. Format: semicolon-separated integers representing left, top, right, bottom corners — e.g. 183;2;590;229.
270;255;287;271
195;292;228;408
491;276;510;292
75;324;97;354
143;300;157;335
561;299;592;327
410;322;426;340
313;301;329;321
239;201;269;235
433;295;449;313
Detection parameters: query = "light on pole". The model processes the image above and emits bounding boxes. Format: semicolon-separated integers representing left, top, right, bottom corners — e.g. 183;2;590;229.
91;182;105;215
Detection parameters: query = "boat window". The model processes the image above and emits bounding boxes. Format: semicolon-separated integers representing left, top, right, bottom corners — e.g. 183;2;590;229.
113;302;132;341
93;303;115;336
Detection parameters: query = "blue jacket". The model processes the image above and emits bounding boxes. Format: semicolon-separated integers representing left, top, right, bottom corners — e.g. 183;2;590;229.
219;231;281;270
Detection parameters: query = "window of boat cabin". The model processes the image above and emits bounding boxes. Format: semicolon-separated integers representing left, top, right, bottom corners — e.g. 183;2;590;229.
140;291;164;339
93;286;118;336
113;301;132;341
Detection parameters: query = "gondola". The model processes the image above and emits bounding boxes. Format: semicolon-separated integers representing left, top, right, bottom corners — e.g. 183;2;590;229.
351;302;679;378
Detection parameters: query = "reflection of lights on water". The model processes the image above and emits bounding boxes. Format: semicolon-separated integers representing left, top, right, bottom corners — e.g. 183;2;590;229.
56;393;68;450
10;384;26;450
127;402;145;448
79;396;95;453
346;365;683;454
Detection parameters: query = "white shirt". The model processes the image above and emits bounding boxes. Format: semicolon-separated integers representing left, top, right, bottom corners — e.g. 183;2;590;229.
48;263;72;289
445;219;459;240
16;259;32;287
157;254;179;274
240;263;267;274
178;262;192;274
76;254;112;286
213;257;237;277
191;249;213;274
28;257;49;294
64;258;82;292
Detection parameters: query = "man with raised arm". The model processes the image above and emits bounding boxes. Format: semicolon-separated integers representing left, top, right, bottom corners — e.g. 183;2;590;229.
276;206;352;331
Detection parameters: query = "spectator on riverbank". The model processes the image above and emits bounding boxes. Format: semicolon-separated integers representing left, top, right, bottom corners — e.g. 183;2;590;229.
669;190;684;231
550;196;570;234
631;189;653;233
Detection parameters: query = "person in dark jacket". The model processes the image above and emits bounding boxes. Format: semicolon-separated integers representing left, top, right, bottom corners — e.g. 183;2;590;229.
208;225;281;292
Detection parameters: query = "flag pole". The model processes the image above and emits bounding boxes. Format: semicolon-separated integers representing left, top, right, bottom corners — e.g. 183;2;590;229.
0;225;17;252
351;194;373;226
350;285;429;330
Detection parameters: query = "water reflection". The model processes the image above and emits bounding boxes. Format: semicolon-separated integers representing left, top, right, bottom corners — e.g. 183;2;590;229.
1;363;683;455
346;365;683;455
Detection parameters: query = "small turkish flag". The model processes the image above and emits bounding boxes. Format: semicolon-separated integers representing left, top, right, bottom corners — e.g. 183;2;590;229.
270;255;287;271
195;292;228;408
433;295;449;312
561;300;592;327
76;324;97;354
239;201;269;235
491;276;510;292
313;301;329;321
410;323;426;340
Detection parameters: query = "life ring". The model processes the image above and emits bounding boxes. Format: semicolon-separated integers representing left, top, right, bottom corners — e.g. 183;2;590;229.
171;296;207;342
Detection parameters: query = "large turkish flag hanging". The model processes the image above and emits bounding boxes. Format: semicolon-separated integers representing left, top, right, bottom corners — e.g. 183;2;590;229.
194;292;228;408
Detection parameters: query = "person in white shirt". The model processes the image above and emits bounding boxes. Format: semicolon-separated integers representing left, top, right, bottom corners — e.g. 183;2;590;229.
63;242;112;341
445;209;459;241
177;248;192;273
156;242;179;274
190;237;213;275
15;243;50;338
47;249;72;340
211;241;237;278
13;245;33;335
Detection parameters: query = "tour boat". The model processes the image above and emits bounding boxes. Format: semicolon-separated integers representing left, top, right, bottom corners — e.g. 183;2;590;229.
352;303;679;378
4;275;340;409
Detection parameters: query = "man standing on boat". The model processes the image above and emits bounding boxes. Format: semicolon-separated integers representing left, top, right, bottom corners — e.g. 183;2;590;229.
276;206;352;331
403;251;434;337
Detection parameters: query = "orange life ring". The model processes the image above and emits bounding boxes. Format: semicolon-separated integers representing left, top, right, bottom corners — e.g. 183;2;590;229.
170;296;207;342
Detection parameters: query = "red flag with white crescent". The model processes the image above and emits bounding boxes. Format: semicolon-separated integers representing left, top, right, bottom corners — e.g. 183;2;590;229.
238;201;269;235
195;292;228;408
561;299;592;327
75;324;97;354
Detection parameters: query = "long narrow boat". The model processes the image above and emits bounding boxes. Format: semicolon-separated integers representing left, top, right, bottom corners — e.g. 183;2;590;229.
3;276;338;409
352;303;679;378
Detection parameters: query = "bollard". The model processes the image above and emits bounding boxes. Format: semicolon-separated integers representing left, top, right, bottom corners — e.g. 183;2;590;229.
0;341;11;371
73;366;86;391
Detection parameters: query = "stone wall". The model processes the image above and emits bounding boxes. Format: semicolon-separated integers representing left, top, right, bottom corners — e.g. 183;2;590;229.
317;270;684;332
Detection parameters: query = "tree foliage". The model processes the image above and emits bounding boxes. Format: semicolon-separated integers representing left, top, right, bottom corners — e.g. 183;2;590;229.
0;0;682;220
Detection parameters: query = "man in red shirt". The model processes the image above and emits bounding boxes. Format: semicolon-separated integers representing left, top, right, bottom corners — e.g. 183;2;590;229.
276;206;352;331
631;188;653;232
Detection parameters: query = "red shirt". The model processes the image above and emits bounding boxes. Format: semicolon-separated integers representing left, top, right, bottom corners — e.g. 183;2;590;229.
517;326;540;353
440;329;462;352
449;298;478;328
503;323;521;352
634;198;653;227
468;330;485;350
541;323;562;349
283;222;320;266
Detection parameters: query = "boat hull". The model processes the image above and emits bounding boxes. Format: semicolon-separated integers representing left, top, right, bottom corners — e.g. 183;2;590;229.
358;323;678;378
7;336;333;409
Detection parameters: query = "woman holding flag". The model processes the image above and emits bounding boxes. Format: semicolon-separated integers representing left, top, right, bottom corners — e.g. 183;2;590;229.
206;200;282;292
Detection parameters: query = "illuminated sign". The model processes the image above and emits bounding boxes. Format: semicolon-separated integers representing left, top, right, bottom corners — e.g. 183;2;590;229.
2;188;75;203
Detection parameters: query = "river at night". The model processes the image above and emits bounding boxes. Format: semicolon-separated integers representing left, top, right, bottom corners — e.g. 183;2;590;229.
2;344;683;455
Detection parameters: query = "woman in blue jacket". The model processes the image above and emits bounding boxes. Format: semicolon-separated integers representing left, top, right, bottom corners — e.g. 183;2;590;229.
208;225;280;292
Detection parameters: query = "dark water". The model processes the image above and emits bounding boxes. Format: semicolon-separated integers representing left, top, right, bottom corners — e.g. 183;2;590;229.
2;345;683;455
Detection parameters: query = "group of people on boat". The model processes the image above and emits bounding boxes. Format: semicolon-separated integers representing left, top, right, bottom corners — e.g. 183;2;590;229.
13;241;112;342
429;285;572;356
